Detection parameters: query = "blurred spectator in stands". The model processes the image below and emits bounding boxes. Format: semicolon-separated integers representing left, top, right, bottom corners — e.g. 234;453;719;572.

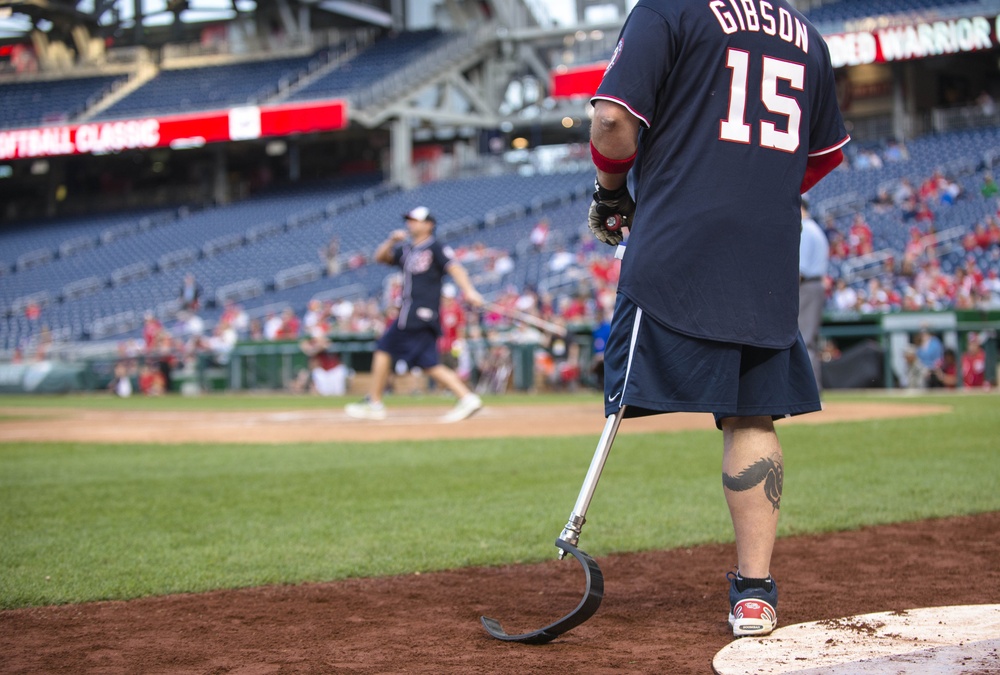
964;222;991;251
303;299;326;337
294;334;350;396
832;278;858;313
914;199;935;224
109;361;134;398
952;268;976;309
920;171;942;203
530;217;550;252
871;187;895;213
985;218;1000;247
322;236;342;276
980;172;998;199
961;332;989;389
220;300;249;336
590;307;613;389
901;344;928;390
848;213;873;256
151;329;177;392
894;178;916;207
275;307;301;340
939;176;962;205
248;318;264;341
828;230;850;261
915;326;944;372
559;289;590;322
853;148;881;170
200;319;238;365
328;298;351;330
493;249;515;284
263;312;282;341
884;139;908;163
902;226;927;276
179;273;202;312
514;285;540;316
982;270;1000;308
900;194;920;222
863;277;897;313
548;246;576;273
438;285;466;371
142;312;163;351
24;301;41;322
138;363;166;396
930;348;958;389
178;311;205;344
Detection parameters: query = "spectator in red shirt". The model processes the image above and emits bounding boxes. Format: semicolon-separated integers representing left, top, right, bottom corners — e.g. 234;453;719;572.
438;289;466;368
961;332;989;389
275;308;301;340
848;213;873;256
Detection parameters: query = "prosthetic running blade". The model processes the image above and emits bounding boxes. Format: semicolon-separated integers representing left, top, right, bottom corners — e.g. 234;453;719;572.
480;408;624;644
479;538;605;645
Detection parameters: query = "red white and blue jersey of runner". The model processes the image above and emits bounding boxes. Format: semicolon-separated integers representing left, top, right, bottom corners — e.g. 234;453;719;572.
391;237;455;336
593;0;850;348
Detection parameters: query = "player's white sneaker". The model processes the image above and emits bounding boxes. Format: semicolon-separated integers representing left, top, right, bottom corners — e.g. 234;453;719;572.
345;399;387;420
442;394;483;422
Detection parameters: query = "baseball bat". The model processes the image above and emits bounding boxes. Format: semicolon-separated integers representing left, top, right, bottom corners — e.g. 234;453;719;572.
486;303;568;338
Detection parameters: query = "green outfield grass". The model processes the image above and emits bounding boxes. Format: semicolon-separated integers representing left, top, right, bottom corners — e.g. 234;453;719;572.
0;392;997;609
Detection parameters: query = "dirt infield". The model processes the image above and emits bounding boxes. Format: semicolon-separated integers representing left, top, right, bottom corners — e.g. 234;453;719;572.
2;400;998;674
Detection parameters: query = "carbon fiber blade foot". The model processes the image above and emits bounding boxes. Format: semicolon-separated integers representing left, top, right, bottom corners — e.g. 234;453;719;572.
480;539;604;644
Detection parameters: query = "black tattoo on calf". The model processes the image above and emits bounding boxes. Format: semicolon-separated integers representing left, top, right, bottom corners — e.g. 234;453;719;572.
723;457;783;511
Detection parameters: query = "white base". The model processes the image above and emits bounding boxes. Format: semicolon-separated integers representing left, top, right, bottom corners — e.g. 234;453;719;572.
713;604;1000;674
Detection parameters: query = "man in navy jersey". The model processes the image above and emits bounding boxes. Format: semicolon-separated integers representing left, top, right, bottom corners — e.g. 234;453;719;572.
346;207;485;422
588;0;849;637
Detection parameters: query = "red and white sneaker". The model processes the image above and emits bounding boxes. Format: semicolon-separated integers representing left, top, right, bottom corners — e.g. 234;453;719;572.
727;571;778;637
729;597;777;637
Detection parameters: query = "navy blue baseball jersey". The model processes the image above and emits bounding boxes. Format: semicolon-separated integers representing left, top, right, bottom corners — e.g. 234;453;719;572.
593;0;849;348
391;237;455;335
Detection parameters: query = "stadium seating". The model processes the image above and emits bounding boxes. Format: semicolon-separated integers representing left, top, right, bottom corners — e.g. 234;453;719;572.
6;122;1000;352
805;0;971;27
93;54;322;120
0;75;128;130
0;168;593;350
286;29;449;102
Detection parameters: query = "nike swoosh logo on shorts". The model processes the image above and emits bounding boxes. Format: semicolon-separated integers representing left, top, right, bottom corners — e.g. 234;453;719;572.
609;392;621;402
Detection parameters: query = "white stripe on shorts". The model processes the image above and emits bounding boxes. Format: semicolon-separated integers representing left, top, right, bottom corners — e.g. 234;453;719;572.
617;306;643;408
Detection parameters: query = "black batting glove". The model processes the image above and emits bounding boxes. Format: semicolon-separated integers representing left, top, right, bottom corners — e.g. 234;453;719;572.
588;179;635;246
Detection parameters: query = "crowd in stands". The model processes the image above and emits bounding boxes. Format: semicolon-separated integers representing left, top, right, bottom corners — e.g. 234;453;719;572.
9;130;996;395
821;160;1000;315
88;175;1000;396
104;222;625;396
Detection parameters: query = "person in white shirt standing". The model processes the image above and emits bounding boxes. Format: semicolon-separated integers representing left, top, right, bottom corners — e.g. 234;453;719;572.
798;199;829;389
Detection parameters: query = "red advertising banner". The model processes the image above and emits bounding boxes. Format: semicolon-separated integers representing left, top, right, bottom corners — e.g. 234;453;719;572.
0;100;348;161
550;63;609;99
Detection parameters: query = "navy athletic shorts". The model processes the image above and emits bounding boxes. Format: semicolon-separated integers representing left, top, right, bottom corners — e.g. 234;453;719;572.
376;320;441;370
603;294;820;428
